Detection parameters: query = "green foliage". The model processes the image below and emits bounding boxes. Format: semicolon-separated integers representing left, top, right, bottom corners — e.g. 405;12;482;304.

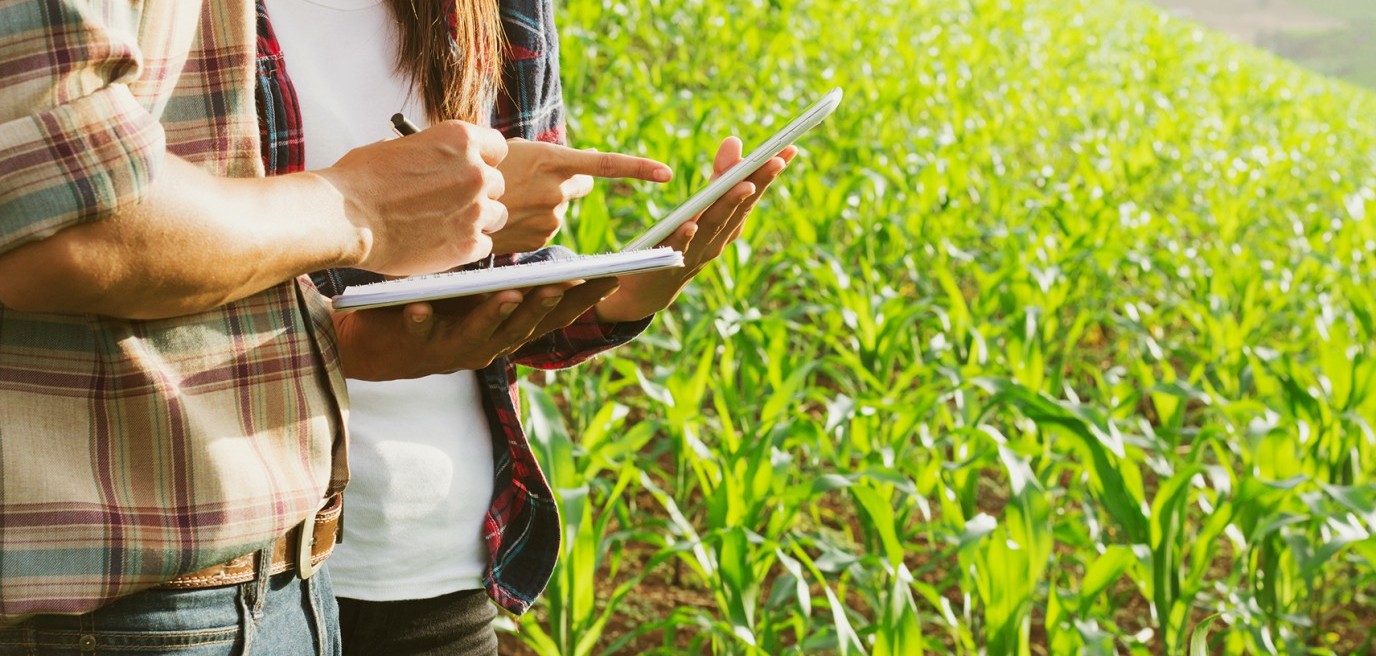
512;0;1376;652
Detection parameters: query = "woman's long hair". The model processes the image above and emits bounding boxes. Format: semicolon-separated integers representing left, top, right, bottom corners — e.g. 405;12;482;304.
386;0;503;124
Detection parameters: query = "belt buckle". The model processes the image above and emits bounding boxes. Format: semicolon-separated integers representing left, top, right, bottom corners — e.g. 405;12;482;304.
295;500;324;580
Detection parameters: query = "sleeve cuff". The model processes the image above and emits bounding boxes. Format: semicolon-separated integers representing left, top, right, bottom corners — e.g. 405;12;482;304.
0;84;164;255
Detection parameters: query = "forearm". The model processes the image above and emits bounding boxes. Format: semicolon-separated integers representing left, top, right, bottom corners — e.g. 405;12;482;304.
0;156;367;319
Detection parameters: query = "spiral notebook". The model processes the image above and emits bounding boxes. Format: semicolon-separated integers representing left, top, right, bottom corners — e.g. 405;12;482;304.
331;247;683;311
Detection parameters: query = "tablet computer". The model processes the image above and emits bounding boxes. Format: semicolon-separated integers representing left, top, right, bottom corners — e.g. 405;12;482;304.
622;87;843;252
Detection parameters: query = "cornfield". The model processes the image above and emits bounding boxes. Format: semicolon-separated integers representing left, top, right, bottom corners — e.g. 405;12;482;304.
500;0;1376;652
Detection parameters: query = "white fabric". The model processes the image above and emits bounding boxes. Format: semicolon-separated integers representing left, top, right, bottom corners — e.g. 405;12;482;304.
265;0;494;601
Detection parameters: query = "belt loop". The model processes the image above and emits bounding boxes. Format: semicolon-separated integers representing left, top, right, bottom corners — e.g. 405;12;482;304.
250;548;272;618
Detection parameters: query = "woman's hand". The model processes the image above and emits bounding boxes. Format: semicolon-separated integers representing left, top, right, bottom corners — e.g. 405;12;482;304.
594;137;797;323
492;139;672;253
332;278;621;381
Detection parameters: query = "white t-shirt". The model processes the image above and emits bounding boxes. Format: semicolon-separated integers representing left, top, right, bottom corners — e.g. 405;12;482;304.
264;0;495;601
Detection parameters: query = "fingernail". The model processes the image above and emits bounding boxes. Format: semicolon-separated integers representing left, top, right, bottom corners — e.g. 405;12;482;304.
654;167;672;182
541;295;563;308
684;223;699;238
499;302;520;317
410;313;427;323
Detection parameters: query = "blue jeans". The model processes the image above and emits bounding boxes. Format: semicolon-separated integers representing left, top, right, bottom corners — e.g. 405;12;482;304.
0;555;339;656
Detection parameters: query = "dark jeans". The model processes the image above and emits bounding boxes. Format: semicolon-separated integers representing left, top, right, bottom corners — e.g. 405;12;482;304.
336;590;496;656
0;560;339;656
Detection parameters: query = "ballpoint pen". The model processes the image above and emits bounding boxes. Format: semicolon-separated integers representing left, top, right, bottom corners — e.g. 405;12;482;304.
389;112;421;137
390;112;496;270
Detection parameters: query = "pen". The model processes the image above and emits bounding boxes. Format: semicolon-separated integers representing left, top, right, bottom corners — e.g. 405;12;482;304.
389;112;421;137
390;112;496;270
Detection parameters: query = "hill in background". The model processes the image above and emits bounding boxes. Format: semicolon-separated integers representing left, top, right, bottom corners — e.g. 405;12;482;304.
1151;0;1376;88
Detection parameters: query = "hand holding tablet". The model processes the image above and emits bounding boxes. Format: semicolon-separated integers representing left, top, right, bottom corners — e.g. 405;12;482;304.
622;87;843;251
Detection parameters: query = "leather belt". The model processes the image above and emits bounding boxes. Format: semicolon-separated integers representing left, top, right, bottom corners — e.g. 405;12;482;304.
157;493;342;589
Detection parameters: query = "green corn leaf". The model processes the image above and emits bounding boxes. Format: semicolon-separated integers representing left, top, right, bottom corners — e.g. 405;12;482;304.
1078;545;1137;615
1189;613;1222;656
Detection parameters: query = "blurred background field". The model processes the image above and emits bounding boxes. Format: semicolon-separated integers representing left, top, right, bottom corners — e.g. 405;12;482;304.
498;0;1376;653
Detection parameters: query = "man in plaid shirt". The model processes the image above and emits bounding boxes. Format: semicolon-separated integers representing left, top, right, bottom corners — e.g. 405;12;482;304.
0;0;793;652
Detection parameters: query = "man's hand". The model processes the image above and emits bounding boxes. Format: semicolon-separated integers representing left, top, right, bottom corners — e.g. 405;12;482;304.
315;120;511;277
595;137;797;323
492;140;672;254
333;278;621;381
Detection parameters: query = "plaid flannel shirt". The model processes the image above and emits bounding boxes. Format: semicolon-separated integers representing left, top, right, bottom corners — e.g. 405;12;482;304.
0;0;348;622
255;0;650;614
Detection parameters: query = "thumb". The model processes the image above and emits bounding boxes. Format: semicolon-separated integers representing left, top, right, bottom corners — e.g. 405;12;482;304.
659;221;699;252
403;302;435;338
711;137;744;178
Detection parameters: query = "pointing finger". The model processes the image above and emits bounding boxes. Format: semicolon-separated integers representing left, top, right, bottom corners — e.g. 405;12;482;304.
556;148;672;182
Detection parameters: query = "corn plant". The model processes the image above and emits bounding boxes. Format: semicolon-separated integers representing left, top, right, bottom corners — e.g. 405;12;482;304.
501;0;1376;653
